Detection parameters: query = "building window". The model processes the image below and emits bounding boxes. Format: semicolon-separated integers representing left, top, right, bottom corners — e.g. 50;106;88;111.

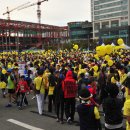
94;1;99;5
97;11;128;20
94;16;100;20
97;6;128;15
111;20;119;27
121;21;128;26
94;11;99;15
95;33;99;37
94;23;100;31
119;30;128;37
102;22;109;28
94;0;128;10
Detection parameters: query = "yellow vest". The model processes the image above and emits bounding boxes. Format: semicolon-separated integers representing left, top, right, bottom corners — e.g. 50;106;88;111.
34;77;45;94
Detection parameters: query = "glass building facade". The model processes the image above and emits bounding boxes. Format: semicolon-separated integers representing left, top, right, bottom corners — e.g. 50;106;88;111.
91;0;130;44
68;21;92;41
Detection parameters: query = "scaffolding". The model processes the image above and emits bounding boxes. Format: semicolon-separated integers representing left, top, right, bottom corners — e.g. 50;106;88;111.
0;18;68;50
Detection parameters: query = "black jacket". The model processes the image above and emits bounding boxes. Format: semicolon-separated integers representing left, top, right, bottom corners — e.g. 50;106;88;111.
77;104;101;130
48;74;56;86
103;96;123;125
54;76;64;103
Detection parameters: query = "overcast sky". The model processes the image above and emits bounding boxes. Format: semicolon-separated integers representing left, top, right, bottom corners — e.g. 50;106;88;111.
0;0;91;26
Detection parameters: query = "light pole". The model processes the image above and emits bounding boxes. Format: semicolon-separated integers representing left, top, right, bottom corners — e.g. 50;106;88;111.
87;35;89;51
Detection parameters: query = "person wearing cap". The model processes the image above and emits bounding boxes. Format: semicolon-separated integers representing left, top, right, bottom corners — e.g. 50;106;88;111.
6;69;16;107
77;88;102;130
16;75;30;109
103;84;123;130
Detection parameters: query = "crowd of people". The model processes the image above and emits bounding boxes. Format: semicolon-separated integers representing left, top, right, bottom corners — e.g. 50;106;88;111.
0;48;130;130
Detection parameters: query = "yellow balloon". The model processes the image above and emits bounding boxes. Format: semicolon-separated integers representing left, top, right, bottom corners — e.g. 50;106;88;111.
73;44;79;50
105;45;113;54
115;46;125;50
96;46;106;56
105;55;110;61
96;46;100;53
117;38;124;45
8;65;12;69
108;60;114;66
2;69;7;74
94;54;99;60
93;65;98;72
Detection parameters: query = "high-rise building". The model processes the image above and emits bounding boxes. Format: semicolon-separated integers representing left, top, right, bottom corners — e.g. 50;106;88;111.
91;0;130;44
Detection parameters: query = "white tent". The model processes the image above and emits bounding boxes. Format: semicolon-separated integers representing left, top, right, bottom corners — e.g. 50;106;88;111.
124;44;130;49
120;44;130;49
101;43;105;46
111;43;115;46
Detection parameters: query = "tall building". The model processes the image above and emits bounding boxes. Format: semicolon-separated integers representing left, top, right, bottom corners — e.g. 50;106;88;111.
68;21;92;41
91;0;130;44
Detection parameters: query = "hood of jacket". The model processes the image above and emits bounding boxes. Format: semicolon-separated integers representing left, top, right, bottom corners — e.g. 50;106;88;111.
66;70;73;79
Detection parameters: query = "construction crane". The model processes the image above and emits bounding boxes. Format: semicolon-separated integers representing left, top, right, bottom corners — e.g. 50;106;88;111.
3;2;31;20
18;0;48;24
18;0;48;48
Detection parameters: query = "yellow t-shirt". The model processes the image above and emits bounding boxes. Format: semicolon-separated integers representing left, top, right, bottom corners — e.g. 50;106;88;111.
48;86;54;95
0;82;6;89
111;77;117;84
125;87;130;100
124;100;130;130
34;76;45;94
43;72;50;89
120;73;127;84
94;107;100;119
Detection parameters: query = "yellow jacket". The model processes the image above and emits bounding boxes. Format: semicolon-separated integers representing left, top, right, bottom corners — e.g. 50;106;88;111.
120;73;127;84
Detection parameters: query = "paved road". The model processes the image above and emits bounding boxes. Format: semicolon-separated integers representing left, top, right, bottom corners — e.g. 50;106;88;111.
0;93;125;130
0;94;80;130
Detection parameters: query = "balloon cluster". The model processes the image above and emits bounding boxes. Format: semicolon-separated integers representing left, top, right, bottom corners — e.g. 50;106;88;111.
95;38;125;66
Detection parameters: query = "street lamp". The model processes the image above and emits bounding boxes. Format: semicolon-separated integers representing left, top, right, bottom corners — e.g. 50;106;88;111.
87;35;90;51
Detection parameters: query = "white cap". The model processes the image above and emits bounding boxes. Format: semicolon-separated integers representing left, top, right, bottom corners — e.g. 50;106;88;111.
127;72;130;77
85;72;89;78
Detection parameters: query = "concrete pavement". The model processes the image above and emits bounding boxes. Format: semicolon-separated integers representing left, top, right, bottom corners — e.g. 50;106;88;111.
0;93;126;130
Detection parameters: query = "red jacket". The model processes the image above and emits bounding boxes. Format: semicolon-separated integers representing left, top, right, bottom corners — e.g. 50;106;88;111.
16;80;30;93
62;70;77;98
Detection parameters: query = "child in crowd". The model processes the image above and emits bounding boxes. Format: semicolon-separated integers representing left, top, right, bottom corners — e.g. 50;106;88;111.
0;76;7;98
16;75;30;109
